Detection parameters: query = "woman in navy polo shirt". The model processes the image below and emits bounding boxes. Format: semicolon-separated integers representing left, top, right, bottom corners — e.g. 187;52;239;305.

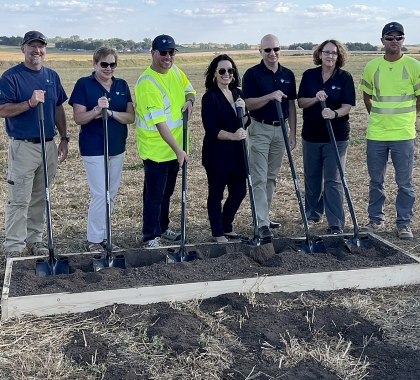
69;47;135;252
297;40;355;234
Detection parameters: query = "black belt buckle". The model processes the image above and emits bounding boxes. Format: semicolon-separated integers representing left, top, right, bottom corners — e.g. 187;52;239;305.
262;120;280;126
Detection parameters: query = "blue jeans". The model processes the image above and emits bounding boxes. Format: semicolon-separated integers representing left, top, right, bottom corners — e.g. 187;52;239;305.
302;138;348;229
366;139;415;226
142;159;179;242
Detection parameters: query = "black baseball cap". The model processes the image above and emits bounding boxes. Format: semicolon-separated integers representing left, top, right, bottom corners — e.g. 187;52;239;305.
382;22;404;36
22;30;48;46
152;34;177;52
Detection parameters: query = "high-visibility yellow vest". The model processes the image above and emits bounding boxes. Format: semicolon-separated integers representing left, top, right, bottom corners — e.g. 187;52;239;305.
359;55;420;141
135;64;196;162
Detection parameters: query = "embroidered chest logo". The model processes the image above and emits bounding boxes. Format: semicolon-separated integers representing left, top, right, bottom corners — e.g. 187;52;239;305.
331;85;341;90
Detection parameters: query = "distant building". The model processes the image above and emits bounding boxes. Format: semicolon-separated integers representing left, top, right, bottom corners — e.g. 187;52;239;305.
296;46;304;50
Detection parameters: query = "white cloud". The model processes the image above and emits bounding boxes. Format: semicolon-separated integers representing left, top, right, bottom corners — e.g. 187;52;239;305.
143;0;157;5
223;19;233;24
307;4;335;12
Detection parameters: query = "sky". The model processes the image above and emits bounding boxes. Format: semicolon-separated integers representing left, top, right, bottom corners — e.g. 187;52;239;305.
0;0;419;46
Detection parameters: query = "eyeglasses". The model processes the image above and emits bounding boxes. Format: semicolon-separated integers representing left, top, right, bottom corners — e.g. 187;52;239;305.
322;50;339;57
218;68;235;75
99;62;117;69
383;35;404;41
263;47;281;53
159;50;176;57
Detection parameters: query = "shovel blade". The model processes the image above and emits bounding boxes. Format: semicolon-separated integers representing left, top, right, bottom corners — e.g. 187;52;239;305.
345;235;372;252
294;239;312;253
311;237;327;253
182;250;198;262
166;248;182;264
112;254;126;269
36;257;69;276
92;256;109;272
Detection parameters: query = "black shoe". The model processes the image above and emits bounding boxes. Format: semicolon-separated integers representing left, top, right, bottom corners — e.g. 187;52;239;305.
269;220;281;229
327;226;343;235
258;225;272;239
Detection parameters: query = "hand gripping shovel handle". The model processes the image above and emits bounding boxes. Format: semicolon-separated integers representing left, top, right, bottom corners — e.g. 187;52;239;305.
320;101;361;238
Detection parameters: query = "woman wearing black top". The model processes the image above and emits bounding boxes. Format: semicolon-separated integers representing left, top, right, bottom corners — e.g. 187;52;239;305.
297;39;355;234
201;54;249;243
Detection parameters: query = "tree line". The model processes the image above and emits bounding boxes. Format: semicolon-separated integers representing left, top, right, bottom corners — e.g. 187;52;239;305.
0;35;407;52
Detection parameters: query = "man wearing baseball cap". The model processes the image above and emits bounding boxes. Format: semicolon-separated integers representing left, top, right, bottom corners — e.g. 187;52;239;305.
0;30;69;258
135;34;196;248
358;22;420;240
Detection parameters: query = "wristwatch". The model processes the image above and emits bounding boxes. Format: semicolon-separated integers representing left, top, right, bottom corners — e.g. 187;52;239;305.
334;111;338;119
61;136;70;142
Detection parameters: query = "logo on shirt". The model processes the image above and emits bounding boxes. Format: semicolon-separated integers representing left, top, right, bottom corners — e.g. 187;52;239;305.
331;85;341;90
146;106;156;110
115;92;126;96
46;79;54;85
280;79;290;84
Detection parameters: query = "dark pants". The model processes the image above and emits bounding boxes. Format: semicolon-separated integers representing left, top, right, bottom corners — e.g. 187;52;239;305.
206;169;246;237
142;159;179;242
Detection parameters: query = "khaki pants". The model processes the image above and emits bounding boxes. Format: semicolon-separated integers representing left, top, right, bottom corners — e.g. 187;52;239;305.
247;119;286;227
3;139;58;253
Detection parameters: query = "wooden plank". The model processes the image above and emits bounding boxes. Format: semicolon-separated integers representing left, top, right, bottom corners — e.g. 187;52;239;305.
4;263;420;319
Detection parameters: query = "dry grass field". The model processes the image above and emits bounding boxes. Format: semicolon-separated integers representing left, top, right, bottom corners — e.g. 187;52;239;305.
1;50;420;379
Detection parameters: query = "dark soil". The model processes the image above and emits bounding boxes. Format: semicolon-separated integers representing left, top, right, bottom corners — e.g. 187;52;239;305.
62;291;420;379
9;235;416;297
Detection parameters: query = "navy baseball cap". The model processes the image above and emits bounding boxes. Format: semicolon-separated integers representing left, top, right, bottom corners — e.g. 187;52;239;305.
22;30;47;46
152;34;177;51
382;22;404;36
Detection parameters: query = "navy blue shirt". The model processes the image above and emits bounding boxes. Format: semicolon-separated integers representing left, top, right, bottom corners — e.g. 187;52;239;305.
0;63;67;139
69;73;132;156
298;66;355;143
242;60;296;120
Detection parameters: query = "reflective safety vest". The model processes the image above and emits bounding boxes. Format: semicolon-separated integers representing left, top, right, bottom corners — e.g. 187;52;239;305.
359;55;420;141
135;65;195;162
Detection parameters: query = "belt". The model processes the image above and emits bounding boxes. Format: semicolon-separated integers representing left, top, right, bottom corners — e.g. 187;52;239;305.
12;137;54;144
252;118;281;126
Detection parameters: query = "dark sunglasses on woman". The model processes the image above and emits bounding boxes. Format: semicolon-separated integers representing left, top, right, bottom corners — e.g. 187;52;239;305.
100;62;117;69
218;68;235;75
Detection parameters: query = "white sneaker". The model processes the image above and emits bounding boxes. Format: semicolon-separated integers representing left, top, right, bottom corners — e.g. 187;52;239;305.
143;237;162;248
161;228;181;241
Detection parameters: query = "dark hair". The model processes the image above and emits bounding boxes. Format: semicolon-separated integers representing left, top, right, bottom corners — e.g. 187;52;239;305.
313;39;348;68
204;54;241;90
93;46;118;64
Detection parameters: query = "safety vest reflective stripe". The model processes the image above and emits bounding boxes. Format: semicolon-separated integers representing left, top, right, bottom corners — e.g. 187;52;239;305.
135;74;182;131
359;78;373;91
414;83;420;91
372;105;416;114
373;94;416;102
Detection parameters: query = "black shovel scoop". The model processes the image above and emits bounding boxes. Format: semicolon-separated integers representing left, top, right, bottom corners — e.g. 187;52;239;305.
320;102;371;252
92;105;126;271
35;103;70;276
167;110;197;263
237;107;271;246
275;100;326;253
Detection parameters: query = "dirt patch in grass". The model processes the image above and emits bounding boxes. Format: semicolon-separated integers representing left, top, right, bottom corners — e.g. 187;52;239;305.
8;235;416;297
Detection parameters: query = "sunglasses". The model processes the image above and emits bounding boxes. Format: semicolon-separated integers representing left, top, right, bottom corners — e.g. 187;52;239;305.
383;35;404;41
218;68;235;75
322;50;338;57
99;62;117;69
159;50;176;56
263;47;281;53
22;32;48;46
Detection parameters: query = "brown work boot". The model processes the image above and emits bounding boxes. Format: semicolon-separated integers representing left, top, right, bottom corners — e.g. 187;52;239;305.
28;242;49;256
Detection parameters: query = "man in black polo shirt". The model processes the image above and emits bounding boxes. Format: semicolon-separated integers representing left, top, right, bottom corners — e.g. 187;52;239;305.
242;34;297;239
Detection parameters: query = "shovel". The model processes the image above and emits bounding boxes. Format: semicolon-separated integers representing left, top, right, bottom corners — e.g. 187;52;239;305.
237;107;271;246
275;100;326;253
167;110;197;263
92;102;126;271
35;103;70;276
320;102;371;252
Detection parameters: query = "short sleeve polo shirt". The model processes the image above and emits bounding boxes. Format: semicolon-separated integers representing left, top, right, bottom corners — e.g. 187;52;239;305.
242;60;296;120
